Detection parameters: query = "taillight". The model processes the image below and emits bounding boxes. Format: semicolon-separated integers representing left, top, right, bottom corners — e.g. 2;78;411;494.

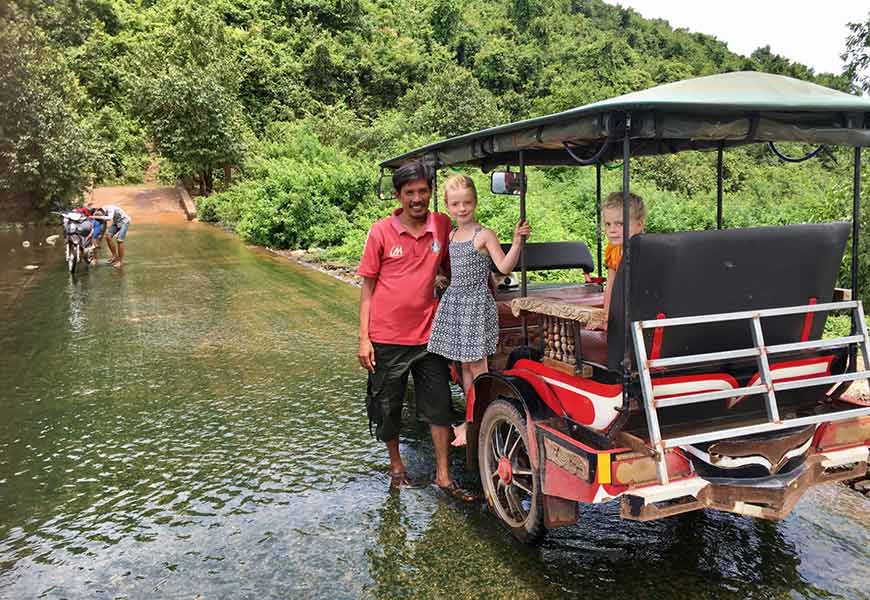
611;449;692;486
815;416;870;451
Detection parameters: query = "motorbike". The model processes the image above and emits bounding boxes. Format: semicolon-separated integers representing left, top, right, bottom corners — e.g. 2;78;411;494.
58;211;95;274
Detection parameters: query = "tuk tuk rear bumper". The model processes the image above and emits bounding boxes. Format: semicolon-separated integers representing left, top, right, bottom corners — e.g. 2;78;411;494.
620;444;869;521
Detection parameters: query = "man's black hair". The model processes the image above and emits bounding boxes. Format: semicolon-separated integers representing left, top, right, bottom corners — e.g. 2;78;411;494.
392;160;433;195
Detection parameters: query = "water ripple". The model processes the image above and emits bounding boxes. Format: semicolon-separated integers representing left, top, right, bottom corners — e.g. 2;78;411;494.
0;224;866;599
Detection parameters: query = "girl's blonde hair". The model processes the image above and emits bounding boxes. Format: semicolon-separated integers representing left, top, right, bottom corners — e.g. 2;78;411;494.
603;191;646;222
443;174;477;202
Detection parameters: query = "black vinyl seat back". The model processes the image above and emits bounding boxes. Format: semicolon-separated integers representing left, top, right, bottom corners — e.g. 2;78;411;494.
607;222;851;371
493;241;594;273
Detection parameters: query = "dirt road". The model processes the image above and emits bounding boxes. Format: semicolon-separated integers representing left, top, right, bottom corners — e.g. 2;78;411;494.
89;185;188;224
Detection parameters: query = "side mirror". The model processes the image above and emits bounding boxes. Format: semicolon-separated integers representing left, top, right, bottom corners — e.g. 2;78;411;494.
490;171;524;195
377;173;396;200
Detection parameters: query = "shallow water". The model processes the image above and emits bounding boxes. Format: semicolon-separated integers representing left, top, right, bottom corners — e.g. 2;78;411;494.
0;223;867;599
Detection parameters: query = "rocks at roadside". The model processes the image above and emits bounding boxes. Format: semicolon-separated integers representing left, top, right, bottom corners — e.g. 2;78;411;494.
846;477;870;497
270;247;361;286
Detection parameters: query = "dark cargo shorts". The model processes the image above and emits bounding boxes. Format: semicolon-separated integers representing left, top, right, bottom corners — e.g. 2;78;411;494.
366;343;454;442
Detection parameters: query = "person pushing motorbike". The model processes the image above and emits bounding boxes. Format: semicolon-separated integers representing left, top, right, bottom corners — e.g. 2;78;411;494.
91;204;132;268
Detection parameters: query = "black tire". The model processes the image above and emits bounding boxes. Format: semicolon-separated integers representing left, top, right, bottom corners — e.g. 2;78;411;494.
478;399;545;543
67;243;78;274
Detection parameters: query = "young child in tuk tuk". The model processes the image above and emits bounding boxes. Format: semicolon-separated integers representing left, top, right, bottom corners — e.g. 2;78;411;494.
598;191;646;328
427;174;531;446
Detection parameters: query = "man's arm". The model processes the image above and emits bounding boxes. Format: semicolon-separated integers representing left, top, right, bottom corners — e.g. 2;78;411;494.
358;277;377;372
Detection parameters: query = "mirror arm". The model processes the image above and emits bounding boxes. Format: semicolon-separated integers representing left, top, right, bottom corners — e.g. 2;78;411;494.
376;167;385;199
768;142;826;163
562;139;612;166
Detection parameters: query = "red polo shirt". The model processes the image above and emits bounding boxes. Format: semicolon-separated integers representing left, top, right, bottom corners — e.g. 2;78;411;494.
358;209;452;346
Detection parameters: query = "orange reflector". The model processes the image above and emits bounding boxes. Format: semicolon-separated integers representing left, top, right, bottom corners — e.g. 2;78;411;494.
597;453;612;484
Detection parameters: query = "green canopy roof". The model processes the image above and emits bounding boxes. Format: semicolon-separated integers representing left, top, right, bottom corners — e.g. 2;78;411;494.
381;72;870;170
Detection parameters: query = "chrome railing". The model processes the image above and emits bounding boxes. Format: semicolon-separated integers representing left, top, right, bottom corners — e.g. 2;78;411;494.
632;301;870;484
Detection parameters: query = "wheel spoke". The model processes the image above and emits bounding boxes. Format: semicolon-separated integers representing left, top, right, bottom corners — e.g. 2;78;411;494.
505;487;525;519
491;428;503;458
502;427;513;457
490;438;500;463
512;468;533;477
497;425;507;456
507;434;522;460
513;479;532;495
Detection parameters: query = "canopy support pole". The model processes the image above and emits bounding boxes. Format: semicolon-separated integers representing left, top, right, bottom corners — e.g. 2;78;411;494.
851;147;862;370
433;170;438;212
520;150;528;346
716;144;724;230
622;114;632;406
596;163;603;277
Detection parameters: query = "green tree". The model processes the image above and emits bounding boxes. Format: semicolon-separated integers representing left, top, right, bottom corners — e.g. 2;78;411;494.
430;0;461;46
842;11;870;93
130;1;252;194
399;64;508;139
0;16;104;208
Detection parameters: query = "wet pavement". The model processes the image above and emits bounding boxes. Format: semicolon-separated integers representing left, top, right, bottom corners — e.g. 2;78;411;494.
0;220;868;599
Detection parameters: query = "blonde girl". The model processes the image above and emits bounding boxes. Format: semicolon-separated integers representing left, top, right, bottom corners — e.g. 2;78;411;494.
427;174;530;445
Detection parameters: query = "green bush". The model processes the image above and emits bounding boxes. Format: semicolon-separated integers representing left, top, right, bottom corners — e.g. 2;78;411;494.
199;121;377;249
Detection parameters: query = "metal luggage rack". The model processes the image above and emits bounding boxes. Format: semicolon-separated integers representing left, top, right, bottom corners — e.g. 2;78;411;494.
631;300;870;484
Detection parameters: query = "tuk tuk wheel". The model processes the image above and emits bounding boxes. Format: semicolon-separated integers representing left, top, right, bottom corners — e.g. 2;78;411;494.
478;399;544;543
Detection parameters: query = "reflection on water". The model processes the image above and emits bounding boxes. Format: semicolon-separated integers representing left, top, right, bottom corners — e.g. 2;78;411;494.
0;223;867;599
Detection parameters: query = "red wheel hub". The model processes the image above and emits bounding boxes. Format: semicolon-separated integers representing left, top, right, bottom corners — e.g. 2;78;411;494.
497;457;513;484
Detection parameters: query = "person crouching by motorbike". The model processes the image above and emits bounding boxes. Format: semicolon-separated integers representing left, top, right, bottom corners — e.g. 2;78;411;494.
92;205;131;268
89;208;105;264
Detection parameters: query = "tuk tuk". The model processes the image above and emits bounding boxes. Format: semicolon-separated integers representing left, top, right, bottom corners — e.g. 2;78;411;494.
379;71;870;542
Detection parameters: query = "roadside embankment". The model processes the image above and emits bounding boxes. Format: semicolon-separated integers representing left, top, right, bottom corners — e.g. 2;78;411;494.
266;247;361;287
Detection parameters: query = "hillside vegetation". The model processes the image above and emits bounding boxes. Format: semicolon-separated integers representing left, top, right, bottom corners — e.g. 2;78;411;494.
2;0;869;298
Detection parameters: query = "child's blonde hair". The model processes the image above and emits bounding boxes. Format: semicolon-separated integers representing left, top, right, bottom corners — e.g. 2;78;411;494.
603;191;646;222
443;174;477;202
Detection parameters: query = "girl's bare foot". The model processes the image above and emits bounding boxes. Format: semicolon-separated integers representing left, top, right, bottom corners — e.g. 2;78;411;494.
451;423;467;447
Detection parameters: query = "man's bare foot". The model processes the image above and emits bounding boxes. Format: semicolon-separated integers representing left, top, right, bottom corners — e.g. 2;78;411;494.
450;423;467;447
112;261;123;268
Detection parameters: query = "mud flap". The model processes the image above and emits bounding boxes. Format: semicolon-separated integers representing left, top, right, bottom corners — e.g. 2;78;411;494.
543;495;578;528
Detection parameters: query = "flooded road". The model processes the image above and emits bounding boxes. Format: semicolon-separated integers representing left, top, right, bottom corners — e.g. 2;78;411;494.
1;221;868;599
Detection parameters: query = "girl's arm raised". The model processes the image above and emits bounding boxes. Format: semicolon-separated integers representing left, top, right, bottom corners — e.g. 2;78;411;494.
481;220;530;275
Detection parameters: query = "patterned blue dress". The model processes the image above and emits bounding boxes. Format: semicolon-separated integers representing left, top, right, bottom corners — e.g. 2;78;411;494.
427;228;499;362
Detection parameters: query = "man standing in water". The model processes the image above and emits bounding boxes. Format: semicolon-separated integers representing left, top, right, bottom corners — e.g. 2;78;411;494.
92;204;132;268
357;160;474;502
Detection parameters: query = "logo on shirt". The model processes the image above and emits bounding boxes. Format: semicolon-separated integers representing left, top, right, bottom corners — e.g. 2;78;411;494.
431;241;441;253
389;244;404;258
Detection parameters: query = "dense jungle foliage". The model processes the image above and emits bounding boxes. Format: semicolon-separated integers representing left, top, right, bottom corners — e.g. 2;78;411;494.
2;0;870;298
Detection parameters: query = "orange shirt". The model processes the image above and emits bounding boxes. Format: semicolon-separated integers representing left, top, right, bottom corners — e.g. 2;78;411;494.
358;209;452;346
604;241;623;271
